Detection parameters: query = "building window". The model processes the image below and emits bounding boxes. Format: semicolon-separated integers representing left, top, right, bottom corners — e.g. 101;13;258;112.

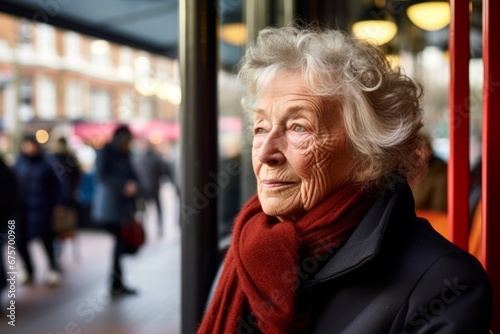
19;78;34;121
134;51;151;76
66;81;82;119
118;47;134;79
18;19;33;51
139;97;155;119
36;23;56;55
65;31;81;61
118;91;135;120
90;88;111;120
119;47;133;68
90;39;111;67
37;76;57;119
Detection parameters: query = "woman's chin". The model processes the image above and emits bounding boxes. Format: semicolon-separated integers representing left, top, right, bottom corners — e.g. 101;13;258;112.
261;201;302;222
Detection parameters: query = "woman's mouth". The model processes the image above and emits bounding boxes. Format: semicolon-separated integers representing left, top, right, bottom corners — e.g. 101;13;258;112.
261;180;295;188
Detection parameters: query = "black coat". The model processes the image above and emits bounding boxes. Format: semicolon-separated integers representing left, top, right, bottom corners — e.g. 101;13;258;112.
14;153;62;239
306;183;492;333
0;157;17;231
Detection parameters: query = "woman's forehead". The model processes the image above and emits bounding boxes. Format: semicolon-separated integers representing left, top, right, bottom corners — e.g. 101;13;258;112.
257;72;313;101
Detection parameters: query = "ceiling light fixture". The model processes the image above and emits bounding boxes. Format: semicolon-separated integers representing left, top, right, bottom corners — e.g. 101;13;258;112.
407;1;451;31
220;23;247;46
352;0;398;45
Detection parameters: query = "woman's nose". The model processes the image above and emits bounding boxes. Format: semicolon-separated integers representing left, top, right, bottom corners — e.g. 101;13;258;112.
257;129;286;166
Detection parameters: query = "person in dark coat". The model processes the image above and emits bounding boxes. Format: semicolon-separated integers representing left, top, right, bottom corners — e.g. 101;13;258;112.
13;134;63;286
91;125;139;296
198;26;492;333
0;155;18;293
133;143;175;236
51;136;82;237
51;137;81;210
412;132;448;213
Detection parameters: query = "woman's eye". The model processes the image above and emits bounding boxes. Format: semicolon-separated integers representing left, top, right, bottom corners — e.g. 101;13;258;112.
293;125;305;133
254;127;265;135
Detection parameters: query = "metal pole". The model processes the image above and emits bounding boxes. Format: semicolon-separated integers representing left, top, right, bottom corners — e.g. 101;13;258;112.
240;0;271;203
275;0;295;27
448;0;470;250
179;1;219;333
482;0;500;331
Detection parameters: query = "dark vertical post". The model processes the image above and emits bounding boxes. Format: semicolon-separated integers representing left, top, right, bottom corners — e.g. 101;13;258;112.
482;0;500;331
240;0;270;203
448;0;469;250
179;1;219;333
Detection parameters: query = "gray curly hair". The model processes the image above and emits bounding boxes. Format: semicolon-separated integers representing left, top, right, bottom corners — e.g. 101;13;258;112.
237;25;426;190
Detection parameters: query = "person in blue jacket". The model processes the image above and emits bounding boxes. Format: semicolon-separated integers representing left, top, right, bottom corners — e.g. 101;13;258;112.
13;134;63;286
92;125;139;296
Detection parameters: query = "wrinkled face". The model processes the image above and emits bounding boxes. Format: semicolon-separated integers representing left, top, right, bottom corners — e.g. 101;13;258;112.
252;71;353;221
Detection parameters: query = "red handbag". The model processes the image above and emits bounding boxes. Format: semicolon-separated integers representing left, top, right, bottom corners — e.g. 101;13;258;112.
121;219;145;254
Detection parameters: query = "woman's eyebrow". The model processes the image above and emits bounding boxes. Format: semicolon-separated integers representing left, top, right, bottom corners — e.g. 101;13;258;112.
253;107;265;115
285;105;315;117
254;104;314;116
286;104;312;114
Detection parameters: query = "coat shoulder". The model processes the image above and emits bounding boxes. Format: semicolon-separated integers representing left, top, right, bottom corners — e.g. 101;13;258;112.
392;218;493;333
310;211;492;333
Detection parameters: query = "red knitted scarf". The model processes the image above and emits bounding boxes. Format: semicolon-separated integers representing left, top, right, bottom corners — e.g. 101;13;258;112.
198;184;373;334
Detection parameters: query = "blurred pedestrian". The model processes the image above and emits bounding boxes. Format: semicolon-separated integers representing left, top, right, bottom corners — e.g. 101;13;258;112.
13;134;63;286
52;137;81;206
91;125;139;296
51;137;81;237
0;154;18;294
76;164;95;228
412;133;448;213
133;142;175;236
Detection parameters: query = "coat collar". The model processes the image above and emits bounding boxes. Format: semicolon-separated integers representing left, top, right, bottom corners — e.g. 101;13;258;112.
305;182;416;286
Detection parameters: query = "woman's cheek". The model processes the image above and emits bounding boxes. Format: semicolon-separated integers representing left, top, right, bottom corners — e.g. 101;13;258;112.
252;135;264;148
288;132;313;150
290;138;318;174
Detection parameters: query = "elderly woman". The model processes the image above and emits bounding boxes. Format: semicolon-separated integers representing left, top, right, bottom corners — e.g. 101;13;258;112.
198;26;492;333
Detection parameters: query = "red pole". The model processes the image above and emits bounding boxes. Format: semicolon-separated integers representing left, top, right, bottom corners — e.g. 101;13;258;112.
448;0;470;250
482;0;500;331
